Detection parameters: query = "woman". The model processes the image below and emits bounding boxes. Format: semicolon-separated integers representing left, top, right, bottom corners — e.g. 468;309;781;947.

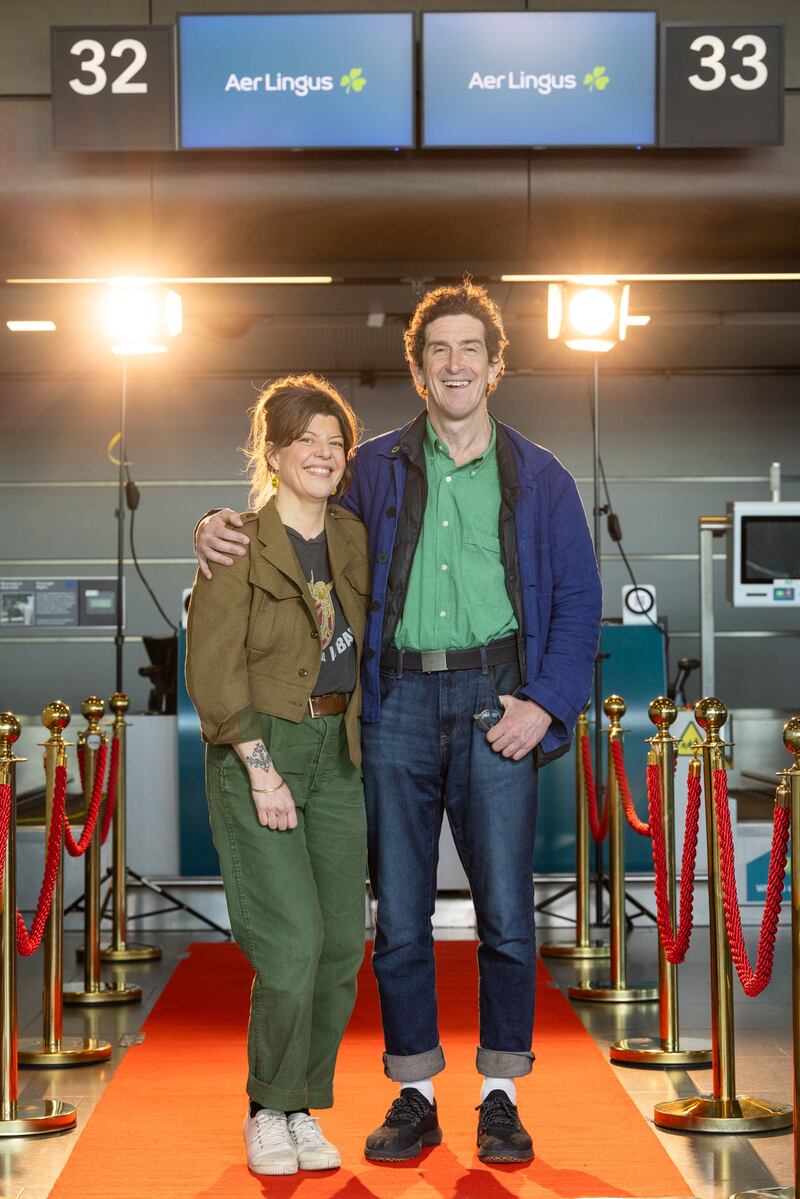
186;374;370;1176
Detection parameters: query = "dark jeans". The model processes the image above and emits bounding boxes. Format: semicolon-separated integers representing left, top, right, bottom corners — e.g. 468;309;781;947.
362;658;538;1081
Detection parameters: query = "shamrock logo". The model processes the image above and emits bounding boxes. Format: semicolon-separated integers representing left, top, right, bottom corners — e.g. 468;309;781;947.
583;65;610;92
340;67;366;94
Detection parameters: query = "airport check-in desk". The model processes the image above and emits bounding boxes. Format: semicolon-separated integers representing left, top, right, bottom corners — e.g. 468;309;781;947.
177;623;666;887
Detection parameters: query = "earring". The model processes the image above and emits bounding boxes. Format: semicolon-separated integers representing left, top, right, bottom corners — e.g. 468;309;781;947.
270;472;279;489
331;483;338;496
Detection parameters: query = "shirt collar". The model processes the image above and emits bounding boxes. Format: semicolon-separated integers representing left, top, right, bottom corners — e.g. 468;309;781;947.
424;417;496;471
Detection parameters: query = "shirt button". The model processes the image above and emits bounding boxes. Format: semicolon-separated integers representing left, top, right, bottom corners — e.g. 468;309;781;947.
439;610;446;618
310;630;319;639
364;648;375;661
445;476;452;483
442;520;449;528
386;507;396;517
441;564;448;572
377;551;388;564
370;599;381;611
299;668;308;677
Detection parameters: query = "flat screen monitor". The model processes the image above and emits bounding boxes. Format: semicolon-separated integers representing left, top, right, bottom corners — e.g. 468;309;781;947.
179;13;414;149
422;11;656;147
728;502;800;607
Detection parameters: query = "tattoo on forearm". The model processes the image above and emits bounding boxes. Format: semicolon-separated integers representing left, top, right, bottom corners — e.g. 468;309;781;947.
245;743;273;773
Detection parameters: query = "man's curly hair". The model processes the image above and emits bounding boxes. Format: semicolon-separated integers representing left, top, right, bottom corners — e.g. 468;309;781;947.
403;278;508;398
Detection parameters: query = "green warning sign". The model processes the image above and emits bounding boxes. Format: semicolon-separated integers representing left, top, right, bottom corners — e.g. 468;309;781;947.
677;722;703;755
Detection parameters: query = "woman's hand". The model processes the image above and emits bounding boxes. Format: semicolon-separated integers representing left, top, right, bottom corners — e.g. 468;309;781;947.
235;739;297;831
250;778;298;831
195;508;250;579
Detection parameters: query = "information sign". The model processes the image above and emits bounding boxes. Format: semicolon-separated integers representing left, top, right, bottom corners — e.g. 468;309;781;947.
660;23;784;146
51;26;176;151
0;579;122;629
422;11;656;147
178;13;414;149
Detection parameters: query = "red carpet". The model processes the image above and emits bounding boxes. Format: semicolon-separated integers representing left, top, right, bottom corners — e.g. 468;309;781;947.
50;942;691;1198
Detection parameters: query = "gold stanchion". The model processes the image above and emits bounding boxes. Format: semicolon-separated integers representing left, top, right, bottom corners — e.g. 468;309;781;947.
0;712;76;1134
611;697;712;1065
63;698;141;1007
99;693;161;962
570;695;658;1003
18;702;110;1067
729;715;800;1199
655;697;791;1132
541;703;610;960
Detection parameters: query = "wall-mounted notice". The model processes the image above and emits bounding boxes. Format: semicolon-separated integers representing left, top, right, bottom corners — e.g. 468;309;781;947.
0;579;121;629
660;24;783;146
422;11;656;148
179;13;414;149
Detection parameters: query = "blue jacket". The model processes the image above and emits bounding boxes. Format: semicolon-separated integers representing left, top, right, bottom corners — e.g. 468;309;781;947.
341;413;602;758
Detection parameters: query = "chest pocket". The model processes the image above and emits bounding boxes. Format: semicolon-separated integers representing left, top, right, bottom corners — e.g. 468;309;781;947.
246;567;302;651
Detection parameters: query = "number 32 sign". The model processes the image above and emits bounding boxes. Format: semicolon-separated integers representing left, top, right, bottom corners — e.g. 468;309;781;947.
660;24;784;146
52;27;175;150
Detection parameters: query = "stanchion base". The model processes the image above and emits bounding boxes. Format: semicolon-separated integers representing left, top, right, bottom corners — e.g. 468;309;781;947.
568;980;659;1003
654;1094;793;1134
18;1036;112;1066
540;941;610;960
101;941;162;962
610;1036;713;1066
77;941;162;963
0;1099;77;1137
63;981;141;1006
730;1188;794;1199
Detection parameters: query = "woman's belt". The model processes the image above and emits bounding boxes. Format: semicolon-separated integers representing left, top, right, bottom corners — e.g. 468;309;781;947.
307;691;350;718
380;636;518;674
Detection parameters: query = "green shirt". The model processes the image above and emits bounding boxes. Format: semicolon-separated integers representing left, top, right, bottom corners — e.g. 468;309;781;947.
394;419;518;651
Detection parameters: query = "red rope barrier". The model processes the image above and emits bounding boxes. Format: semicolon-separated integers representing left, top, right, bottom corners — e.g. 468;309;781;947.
714;767;790;997
649;765;702;963
65;742;108;857
610;738;651;836
581;732;608;842
17;763;67;956
0;783;11;896
100;736;120;846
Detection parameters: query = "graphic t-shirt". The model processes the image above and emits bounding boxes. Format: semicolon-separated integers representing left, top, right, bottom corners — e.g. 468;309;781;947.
285;526;356;696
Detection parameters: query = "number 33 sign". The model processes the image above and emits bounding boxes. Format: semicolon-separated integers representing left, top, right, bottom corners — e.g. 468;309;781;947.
660;24;784;146
52;27;176;150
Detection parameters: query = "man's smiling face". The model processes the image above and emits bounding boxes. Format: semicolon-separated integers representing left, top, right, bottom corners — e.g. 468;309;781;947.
412;313;501;425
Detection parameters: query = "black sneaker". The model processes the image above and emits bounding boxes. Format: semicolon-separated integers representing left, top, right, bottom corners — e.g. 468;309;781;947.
476;1090;534;1164
364;1088;443;1162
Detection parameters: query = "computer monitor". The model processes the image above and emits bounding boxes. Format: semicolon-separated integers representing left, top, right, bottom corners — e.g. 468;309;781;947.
728;501;800;607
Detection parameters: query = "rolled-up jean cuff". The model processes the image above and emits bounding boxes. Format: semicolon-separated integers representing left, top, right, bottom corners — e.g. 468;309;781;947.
383;1045;446;1082
476;1047;535;1077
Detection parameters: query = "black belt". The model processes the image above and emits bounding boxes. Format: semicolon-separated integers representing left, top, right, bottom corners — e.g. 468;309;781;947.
380;637;518;674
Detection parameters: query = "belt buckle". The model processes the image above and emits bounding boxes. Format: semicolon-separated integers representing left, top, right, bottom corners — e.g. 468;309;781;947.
420;650;448;673
308;696;319;718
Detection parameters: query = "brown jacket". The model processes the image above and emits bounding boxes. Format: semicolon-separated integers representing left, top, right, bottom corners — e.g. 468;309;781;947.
185;500;371;766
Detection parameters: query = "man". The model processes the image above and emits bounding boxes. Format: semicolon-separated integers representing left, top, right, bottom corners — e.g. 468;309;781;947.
195;279;602;1165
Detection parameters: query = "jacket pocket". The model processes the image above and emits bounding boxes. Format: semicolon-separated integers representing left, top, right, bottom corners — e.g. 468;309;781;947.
246;567;301;651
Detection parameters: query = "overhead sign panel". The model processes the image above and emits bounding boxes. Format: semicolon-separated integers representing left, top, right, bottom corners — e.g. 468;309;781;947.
52;26;175;150
660;24;784;147
178;13;414;149
422;11;656;148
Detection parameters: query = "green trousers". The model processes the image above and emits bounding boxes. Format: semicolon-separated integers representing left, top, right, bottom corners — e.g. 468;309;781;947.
205;712;367;1111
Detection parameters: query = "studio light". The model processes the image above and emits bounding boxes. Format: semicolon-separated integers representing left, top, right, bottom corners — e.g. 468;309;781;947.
547;278;630;352
104;279;183;356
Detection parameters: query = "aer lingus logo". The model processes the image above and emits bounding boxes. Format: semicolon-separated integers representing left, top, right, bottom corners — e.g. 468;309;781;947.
340;67;366;94
583;65;610;92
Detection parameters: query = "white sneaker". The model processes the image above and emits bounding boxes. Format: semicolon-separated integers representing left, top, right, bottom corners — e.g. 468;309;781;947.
243;1108;298;1175
287;1112;341;1170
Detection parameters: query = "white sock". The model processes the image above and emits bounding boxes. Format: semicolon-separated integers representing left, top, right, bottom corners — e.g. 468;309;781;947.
481;1077;516;1104
401;1078;434;1104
